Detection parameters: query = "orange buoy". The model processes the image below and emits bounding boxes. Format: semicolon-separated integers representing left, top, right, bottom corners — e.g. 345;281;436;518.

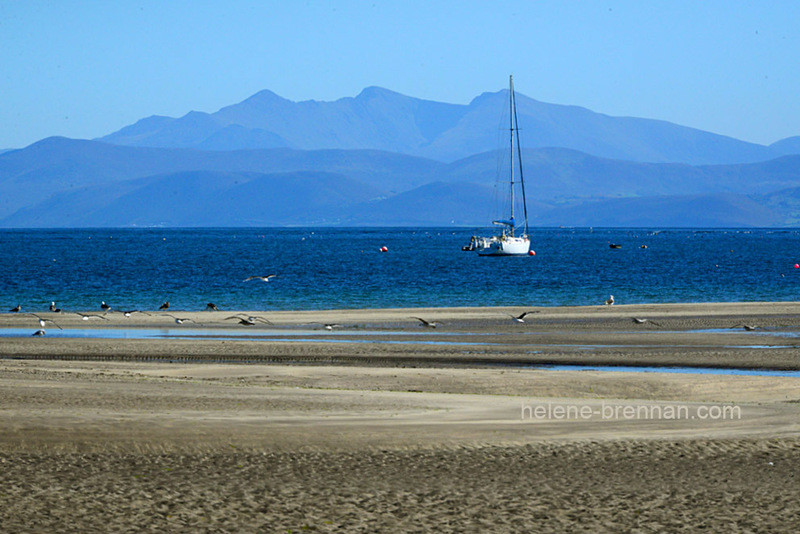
528;250;536;256
380;246;388;252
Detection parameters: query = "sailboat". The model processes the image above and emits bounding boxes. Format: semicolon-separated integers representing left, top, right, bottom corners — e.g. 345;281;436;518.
472;75;531;256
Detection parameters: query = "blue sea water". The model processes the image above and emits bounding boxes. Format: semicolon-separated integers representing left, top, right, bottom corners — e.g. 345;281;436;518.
1;227;799;312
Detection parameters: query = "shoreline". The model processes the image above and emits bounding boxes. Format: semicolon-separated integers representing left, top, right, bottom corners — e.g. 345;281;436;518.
3;301;800;370
2;301;800;531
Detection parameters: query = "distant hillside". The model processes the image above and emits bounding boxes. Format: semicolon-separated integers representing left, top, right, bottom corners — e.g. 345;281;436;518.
99;86;790;165
759;186;800;226
441;149;800;199
0;137;443;220
535;194;780;228
3;137;800;228
1;170;381;227
771;136;800;156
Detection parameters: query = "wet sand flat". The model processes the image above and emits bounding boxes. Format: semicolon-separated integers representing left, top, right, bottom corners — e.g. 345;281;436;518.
1;303;800;532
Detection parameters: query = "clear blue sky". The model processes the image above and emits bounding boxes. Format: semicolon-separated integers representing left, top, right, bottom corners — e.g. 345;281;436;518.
1;0;799;149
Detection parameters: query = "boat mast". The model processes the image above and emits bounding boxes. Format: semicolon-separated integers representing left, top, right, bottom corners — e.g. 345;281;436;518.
509;75;515;237
512;78;530;237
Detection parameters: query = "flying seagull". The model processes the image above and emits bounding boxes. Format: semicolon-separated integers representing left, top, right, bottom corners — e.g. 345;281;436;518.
323;323;342;331
205;303;220;311
225;315;272;326
225;316;257;326
732;324;760;331
244;274;277;282
631;317;661;326
28;313;63;330
411;317;439;328
164;314;194;325
74;312;109;321
509;311;538;323
9;304;21;313
159;301;170;311
605;295;615;306
121;310;151;318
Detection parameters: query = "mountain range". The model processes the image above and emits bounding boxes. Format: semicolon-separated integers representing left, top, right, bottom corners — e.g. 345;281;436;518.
1;85;799;227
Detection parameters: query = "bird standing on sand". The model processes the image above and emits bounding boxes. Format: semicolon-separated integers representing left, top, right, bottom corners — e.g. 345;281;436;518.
159;301;170;311
244;274;277;282
9;304;21;313
411;317;439;328
100;301;111;312
205;303;220;311
605;295;615;306
49;302;60;312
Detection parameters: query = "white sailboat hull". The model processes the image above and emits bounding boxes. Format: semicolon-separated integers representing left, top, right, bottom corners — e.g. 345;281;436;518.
475;235;530;256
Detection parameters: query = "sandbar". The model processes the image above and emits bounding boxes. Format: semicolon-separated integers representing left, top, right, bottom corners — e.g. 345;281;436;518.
1;302;799;531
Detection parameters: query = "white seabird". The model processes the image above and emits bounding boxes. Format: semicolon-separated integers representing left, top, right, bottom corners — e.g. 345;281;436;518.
28;313;63;330
121;310;151;318
732;324;759;331
509;311;538;323
74;313;109;321
411;317;439;328
164;314;194;325
244;275;277;282
225;314;271;326
632;317;661;326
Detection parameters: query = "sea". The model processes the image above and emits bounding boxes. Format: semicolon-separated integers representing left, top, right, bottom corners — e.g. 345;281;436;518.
1;227;799;313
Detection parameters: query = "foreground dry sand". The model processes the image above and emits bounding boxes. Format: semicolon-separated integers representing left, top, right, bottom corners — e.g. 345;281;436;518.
2;303;800;532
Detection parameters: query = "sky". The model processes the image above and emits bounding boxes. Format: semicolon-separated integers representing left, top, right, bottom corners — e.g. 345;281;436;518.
1;0;799;149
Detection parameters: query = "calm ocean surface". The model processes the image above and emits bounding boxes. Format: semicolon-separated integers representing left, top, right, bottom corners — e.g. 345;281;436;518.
1;227;799;312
